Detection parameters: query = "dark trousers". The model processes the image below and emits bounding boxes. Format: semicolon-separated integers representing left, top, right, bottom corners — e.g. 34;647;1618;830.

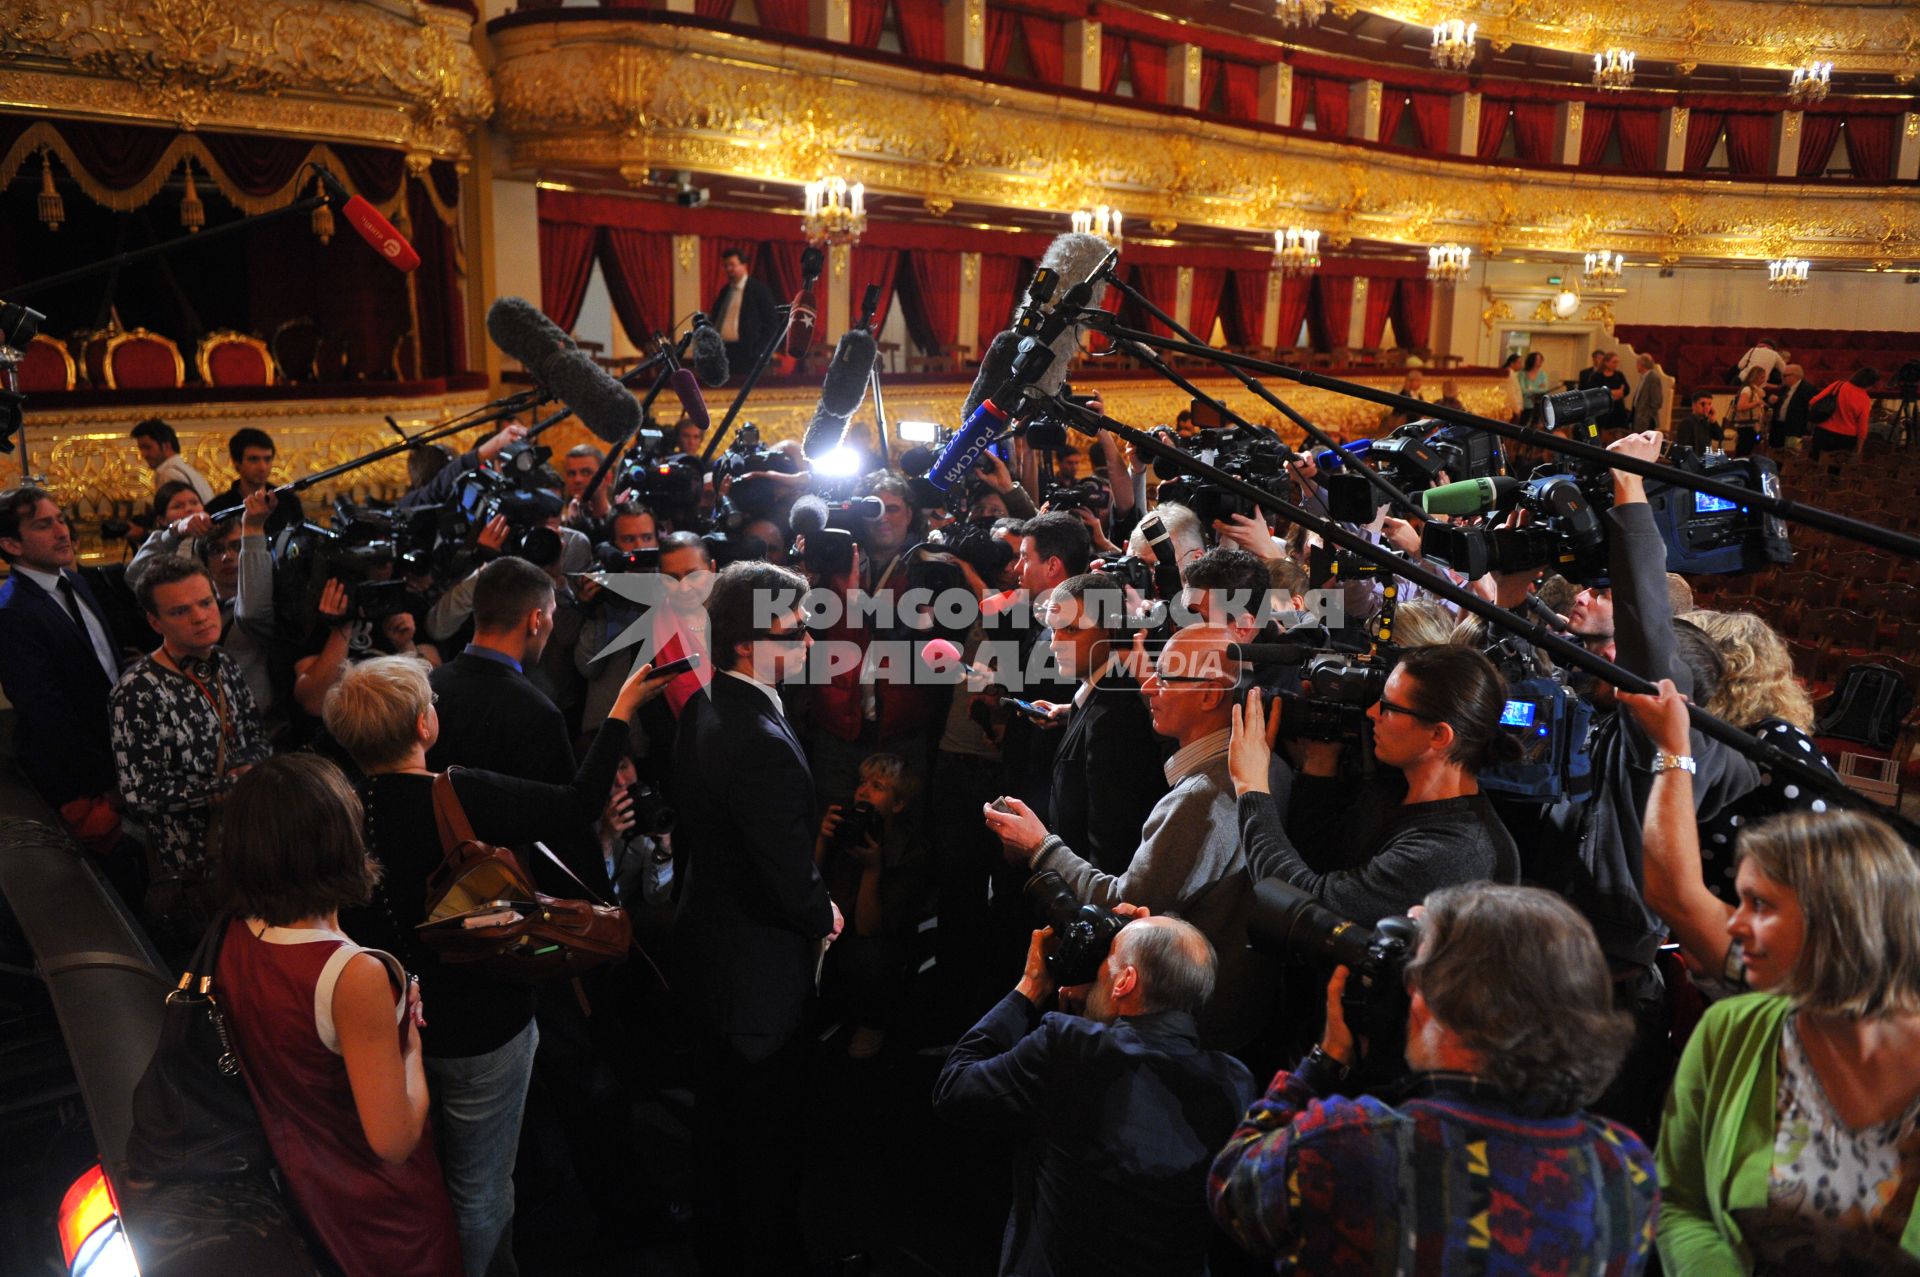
1809;426;1860;459
825;932;910;1028
930;750;1029;1023
693;1027;811;1275
1589;964;1672;1143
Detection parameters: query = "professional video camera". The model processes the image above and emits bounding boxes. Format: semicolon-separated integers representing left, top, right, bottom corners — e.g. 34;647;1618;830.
1025;868;1127;986
929;518;1015;586
1153;425;1296;526
1475;634;1595;803
1317;419;1507;523
1273;649;1394;746
277;497;440;625
1248;877;1420;1065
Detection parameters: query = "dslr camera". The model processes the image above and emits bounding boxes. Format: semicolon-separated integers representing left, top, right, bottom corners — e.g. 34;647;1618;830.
1025;869;1127;987
1248;877;1420;1066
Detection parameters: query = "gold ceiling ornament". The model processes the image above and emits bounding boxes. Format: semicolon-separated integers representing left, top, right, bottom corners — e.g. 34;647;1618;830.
491;19;1920;266
0;0;488;157
923;195;954;217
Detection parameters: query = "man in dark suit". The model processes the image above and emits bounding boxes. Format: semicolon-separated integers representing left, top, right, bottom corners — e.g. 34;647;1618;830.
427;555;574;786
933;914;1255;1277
0;486;127;851
674;559;841;1275
707;246;779;380
1768;362;1814;448
1041;574;1167;877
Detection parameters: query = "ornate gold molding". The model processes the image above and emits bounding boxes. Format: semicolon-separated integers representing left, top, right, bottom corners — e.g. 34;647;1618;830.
0;0;491;159
492;20;1919;266
1358;0;1920;80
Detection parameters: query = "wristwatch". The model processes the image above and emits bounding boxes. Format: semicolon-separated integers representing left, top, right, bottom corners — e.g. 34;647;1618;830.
1652;752;1697;776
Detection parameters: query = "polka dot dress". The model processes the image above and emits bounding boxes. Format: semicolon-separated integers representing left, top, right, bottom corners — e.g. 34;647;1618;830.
1696;719;1833;907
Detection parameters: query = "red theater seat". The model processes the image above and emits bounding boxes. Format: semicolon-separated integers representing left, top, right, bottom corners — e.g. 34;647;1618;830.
197;330;276;387
17;333;76;392
102;329;185;391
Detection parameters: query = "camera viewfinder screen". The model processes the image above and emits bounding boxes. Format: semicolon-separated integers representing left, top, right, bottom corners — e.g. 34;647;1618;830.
1499;700;1538;728
1694;491;1739;514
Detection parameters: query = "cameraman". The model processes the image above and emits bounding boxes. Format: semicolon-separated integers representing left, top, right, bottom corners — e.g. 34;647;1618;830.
1208;884;1657;1275
1229;647;1522;926
933;913;1255;1277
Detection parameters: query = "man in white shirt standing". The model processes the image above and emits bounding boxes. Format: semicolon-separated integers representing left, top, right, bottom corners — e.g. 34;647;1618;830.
706;246;778;380
130;417;214;504
1736;338;1785;386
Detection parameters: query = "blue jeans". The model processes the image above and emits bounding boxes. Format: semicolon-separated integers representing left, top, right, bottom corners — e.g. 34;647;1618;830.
425;1020;539;1277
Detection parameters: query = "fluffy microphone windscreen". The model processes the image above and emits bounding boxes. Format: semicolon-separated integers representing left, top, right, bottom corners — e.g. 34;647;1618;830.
961;329;1022;421
1032;232;1113;398
486;297;572;373
543;347;643;445
789;493;830;537
669;367;709;431
689;324;730;386
803;328;879;459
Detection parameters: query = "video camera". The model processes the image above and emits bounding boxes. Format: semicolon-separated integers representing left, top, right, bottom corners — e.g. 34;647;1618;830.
1153;425;1297;526
1274;649;1393;746
1319;419;1507;524
1248;877;1420;1065
1475;635;1595;803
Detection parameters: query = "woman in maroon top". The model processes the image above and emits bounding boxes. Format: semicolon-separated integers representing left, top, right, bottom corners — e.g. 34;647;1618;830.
214;754;461;1277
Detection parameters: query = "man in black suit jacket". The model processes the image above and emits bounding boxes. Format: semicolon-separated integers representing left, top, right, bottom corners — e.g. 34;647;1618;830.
427;556;574;786
707;246;779;381
1768;363;1814;447
1041;575;1168;877
675;559;840;1275
0;487;127;849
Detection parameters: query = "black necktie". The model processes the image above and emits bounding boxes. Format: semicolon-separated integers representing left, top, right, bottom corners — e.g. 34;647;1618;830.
54;574;88;635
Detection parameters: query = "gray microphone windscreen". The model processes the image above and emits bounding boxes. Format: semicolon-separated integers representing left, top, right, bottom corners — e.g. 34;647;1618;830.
690;323;730;386
790;493;830;537
1033;232;1114;398
486;297;573;374
543;347;643;444
962;329;1022;421
803;328;879;459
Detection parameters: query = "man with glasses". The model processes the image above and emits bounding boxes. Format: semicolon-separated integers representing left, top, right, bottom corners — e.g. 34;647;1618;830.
674;559;844;1275
984;624;1266;1048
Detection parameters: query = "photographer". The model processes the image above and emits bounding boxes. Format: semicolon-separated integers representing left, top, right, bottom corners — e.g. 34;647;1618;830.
1229;647;1522;926
1209;884;1657;1276
932;912;1255;1277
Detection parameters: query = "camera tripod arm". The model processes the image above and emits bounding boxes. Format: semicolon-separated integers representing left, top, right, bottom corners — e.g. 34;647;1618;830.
1068;310;1920;562
1035;389;1920;845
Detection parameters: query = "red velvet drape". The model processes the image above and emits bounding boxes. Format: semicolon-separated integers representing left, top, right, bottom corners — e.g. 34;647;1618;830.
894;0;944;62
696;0;736;18
758;242;813;305
1100;36;1125;93
1312;76;1350;138
1131;264;1182;335
1478;99;1512;158
699;239;736;311
1222;62;1258;120
1580;106;1615;166
406;177;466;377
1614;108;1661;171
1223;271;1263;346
985;6;1016;75
1308;274;1353;350
850;0;886;48
1411;92;1451;150
1845;116;1895;182
1128;38;1169;104
1724;113;1774;175
901;247;961;353
757;0;808;36
1512;101;1560;163
1187;267;1227;345
1361;276;1395;347
1685;111;1726;170
1290;75;1313;128
1391;277;1432;351
1276;275;1311;349
850;246;899;331
978;253;1025;335
540;220;599;334
1378;92;1408;146
1798;114;1843;176
599;226;674;344
1021;14;1065;83
1200;55;1223;113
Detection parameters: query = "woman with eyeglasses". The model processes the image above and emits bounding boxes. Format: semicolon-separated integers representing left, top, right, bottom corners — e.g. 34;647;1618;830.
1656;805;1920;1272
1227;643;1522;926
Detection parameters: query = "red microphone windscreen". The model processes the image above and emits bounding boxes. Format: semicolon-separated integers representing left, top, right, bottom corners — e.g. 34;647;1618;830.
342;195;421;272
919;638;963;675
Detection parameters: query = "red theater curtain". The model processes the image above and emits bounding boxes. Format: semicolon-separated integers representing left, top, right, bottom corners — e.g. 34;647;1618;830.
759;241;813;305
1187;267;1226;344
894;0;944;61
1021;14;1064;83
1131;264;1182;335
1798;113;1843;176
1128;39;1169;104
756;0;808;36
1411;92;1451;150
850;0;886;47
1290;75;1313;128
1223;270;1263;346
978;253;1025;334
902;247;961;352
1615;108;1661;171
700;239;736;311
1101;36;1125;93
600;226;673;345
1276;274;1311;349
1361;276;1395;347
1378;92;1408;146
1846;115;1895;182
1222;62;1258;120
851;246;899;330
1579;106;1615;167
539;220;598;334
1685;111;1726;170
1312;76;1350;138
407;177;466;376
985;6;1015;75
1308;274;1352;350
1391;277;1431;351
1512;101;1559;163
696;0;736;18
1477;99;1511;158
1200;55;1222;112
1724;113;1774;175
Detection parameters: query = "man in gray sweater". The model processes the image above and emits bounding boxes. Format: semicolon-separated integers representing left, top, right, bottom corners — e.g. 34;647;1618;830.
984;624;1267;1048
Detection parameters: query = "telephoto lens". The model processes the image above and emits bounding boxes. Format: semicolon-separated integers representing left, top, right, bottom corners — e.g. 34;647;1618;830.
1024;869;1127;986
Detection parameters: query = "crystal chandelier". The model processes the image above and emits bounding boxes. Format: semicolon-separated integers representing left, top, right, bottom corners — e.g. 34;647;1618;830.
802;176;866;248
1427;243;1472;286
1583;250;1624;283
1274;0;1325;28
1788;61;1832;105
1430;19;1477;70
1767;258;1810;293
1272;227;1322;277
1070;205;1123;246
1592;48;1636;90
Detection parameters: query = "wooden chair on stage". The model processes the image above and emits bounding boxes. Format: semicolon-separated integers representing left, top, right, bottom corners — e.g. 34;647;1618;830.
197;330;276;387
17;333;77;393
101;328;185;391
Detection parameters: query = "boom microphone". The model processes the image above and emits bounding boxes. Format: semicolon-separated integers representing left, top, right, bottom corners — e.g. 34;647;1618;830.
1420;475;1520;517
486;297;640;445
802;326;879;459
312;165;420;272
689;319;730;386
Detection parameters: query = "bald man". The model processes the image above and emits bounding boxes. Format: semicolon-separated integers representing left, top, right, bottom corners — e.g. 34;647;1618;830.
934;913;1255;1277
985;624;1270;1047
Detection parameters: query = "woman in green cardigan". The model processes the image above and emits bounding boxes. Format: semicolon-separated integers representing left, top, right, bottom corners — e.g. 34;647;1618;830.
1656;806;1920;1274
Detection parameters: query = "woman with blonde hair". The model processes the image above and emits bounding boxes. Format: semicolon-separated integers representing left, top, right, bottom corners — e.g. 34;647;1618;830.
1657;805;1920;1272
1682;609;1831;905
1729;365;1769;456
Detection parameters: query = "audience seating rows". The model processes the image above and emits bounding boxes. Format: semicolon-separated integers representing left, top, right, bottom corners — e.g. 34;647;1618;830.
1612;324;1917;397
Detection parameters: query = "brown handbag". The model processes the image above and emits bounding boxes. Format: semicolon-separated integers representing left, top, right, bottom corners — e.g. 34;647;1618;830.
415;770;633;984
